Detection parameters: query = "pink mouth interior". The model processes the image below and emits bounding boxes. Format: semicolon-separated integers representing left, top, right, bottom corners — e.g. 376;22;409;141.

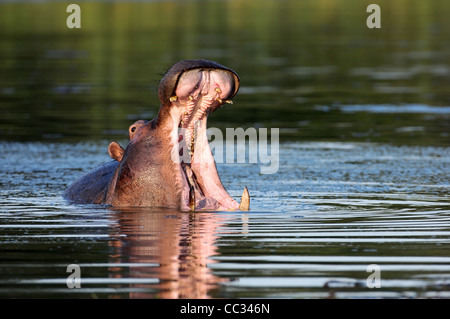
174;69;239;210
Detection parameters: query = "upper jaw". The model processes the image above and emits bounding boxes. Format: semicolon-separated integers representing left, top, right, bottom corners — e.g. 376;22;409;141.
172;68;236;155
160;63;244;211
158;59;240;108
158;59;240;154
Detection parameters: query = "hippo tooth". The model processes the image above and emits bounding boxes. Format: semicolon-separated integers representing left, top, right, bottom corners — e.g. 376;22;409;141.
170;95;178;102
215;87;222;93
183;98;196;123
189;185;196;211
216;98;223;104
224;100;233;104
238;186;250;211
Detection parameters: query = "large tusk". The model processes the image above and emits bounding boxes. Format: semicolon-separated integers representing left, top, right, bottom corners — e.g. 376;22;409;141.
238;186;250;211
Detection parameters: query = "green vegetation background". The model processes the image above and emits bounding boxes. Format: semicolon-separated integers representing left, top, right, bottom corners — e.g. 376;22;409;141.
0;0;449;145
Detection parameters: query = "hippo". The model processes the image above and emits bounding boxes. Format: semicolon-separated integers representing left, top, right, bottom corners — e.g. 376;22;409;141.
63;59;250;211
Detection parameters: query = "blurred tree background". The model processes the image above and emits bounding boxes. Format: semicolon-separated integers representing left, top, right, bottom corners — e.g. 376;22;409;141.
0;0;449;145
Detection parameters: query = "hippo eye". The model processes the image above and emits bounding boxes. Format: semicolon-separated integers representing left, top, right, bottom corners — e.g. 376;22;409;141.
131;126;137;133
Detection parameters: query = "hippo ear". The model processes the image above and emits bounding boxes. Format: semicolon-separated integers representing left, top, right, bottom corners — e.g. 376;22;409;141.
108;142;125;162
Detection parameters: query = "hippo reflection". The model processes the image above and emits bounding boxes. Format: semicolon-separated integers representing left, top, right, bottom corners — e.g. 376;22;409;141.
64;59;250;211
108;208;227;298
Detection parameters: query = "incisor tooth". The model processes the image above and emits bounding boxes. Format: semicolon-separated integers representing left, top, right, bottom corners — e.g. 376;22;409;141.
170;95;178;102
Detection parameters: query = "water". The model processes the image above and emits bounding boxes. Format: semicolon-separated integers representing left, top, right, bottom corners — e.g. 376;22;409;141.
1;0;450;299
1;141;449;298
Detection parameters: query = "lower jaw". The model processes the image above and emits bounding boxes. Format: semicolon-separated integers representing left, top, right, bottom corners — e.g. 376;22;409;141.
179;117;239;211
180;155;239;211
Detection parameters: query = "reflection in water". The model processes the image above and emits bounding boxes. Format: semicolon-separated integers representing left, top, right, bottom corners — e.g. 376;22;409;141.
109;208;226;299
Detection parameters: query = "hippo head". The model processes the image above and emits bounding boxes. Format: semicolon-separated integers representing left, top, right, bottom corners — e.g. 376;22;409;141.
104;59;249;211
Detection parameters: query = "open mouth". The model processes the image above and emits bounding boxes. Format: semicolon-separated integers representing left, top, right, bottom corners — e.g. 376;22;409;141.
168;67;249;211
